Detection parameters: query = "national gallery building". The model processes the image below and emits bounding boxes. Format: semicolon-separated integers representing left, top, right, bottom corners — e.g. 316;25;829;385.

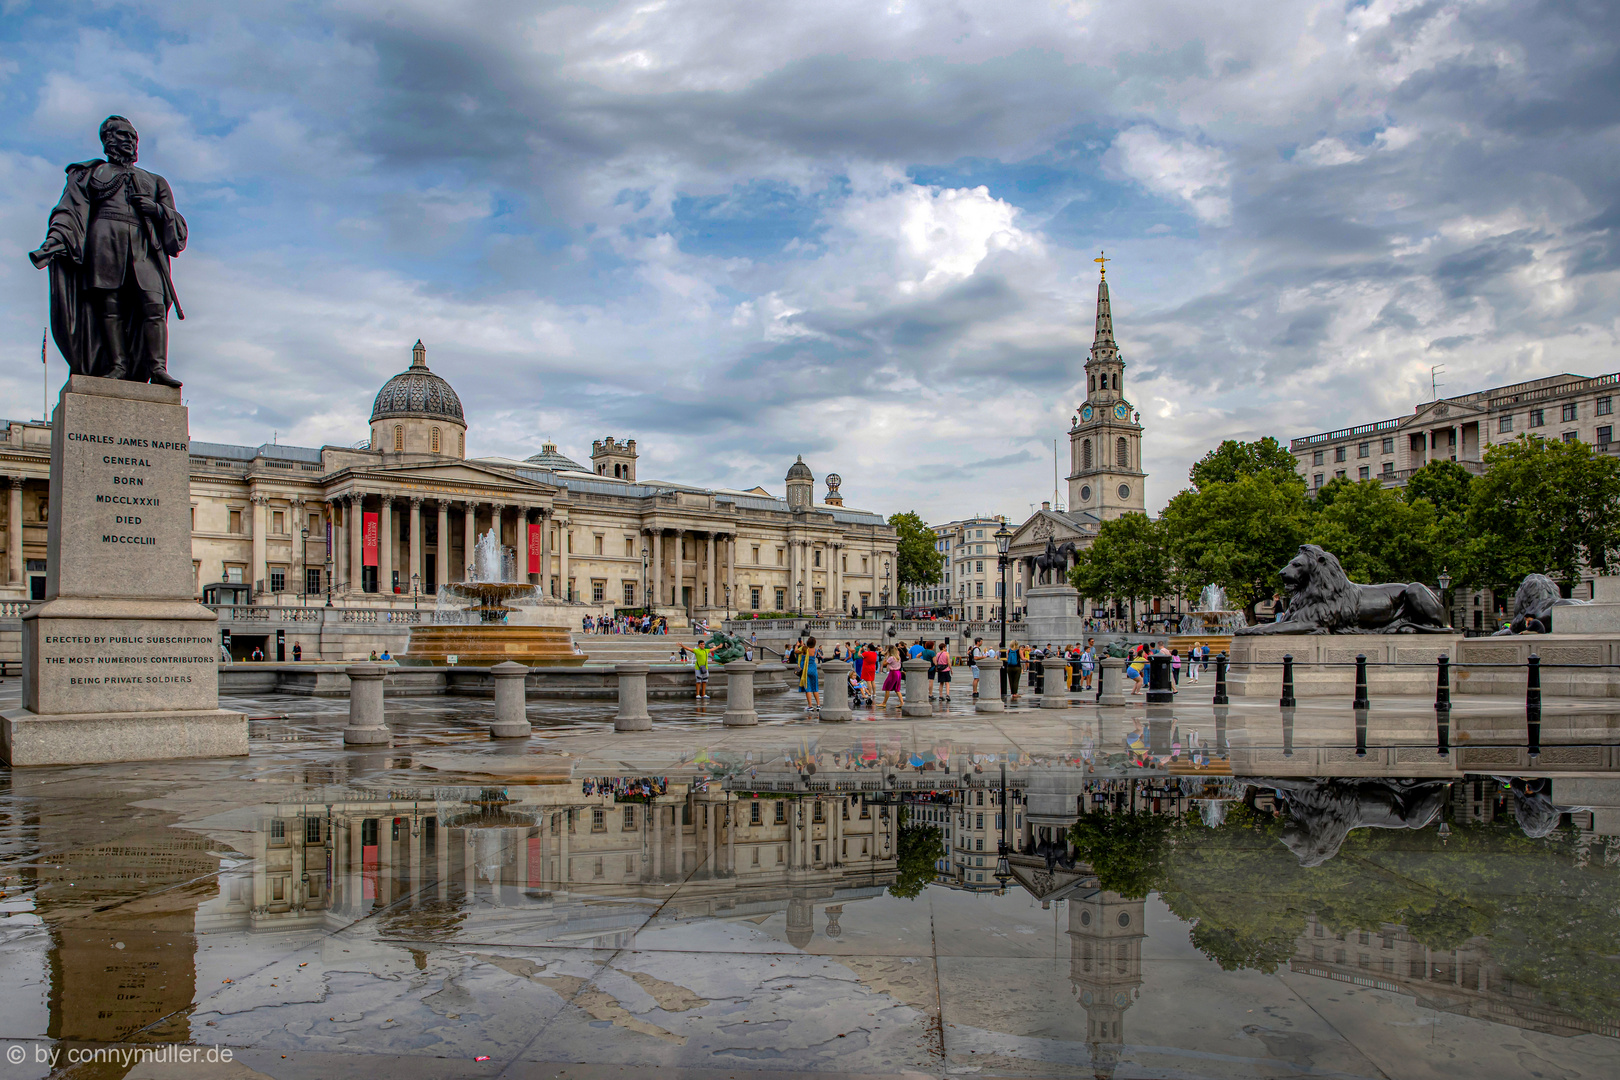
0;342;898;624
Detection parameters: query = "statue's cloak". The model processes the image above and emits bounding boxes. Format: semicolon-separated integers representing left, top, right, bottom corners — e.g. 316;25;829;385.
38;159;186;379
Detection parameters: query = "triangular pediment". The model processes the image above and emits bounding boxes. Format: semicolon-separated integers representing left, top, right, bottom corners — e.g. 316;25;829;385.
1008;856;1096;901
345;459;556;495
1008;510;1095;554
1403;398;1484;427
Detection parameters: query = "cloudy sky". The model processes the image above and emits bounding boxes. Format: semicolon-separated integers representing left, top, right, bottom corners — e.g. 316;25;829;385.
2;1;1617;520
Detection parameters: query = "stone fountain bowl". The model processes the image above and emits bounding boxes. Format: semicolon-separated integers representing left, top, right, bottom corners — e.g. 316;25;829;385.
445;582;538;606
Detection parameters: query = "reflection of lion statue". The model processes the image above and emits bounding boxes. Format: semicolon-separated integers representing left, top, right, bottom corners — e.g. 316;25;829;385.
1264;778;1449;866
1236;544;1448;635
1491;573;1589;635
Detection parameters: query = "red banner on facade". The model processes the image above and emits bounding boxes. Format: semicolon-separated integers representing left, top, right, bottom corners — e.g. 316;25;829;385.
362;512;379;566
528;522;542;570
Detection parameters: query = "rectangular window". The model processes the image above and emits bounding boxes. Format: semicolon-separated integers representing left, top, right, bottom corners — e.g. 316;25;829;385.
272;510;284;533
1312;449;1324;466
1563;430;1578;443
1499;415;1514;433
777;548;785;565
623;581;636;605
775;588;786;610
750;586;761;610
305;817;322;843
1598;425;1612;447
1381;460;1394;477
225;565;244;583
270;569;286;593
270;818;285;840
1313;473;1323;488
1562;403;1578;422
1530;408;1545;427
1598;396;1613;416
1357;442;1369;458
1335;469;1346;479
306;567;322;594
751;801;762;825
976;582;984;598
594;535;604;555
229;509;242;533
591;580;605;603
813;549;821;567
1334;446;1346;462
813;588;824;609
592;808;606;832
751;545;760;563
775;801;786;824
623;806;635;830
1358;465;1370;480
1382;436;1395;454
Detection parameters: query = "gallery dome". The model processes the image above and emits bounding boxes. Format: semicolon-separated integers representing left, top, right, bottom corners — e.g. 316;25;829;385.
370;340;464;424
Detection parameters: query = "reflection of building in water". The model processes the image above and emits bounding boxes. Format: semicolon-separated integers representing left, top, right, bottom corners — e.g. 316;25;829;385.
1289;914;1619;1040
1069;890;1146;1080
195;785;899;950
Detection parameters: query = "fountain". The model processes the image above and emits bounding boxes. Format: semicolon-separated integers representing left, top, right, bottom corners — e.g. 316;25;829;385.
1178;584;1249;636
399;529;588;667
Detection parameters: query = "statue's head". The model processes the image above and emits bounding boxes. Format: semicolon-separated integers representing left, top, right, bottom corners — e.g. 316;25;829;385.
99;115;138;164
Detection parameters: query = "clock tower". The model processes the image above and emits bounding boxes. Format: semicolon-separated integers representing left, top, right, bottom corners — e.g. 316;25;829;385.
1069;255;1146;520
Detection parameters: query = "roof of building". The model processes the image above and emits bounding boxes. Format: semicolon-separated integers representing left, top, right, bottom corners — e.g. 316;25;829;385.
370;340;465;425
191;441;323;464
786;455;814;481
524;440;587;472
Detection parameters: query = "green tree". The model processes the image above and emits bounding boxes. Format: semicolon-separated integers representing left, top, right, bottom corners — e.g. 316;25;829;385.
1306;478;1439;584
1068;811;1174;900
1464;435;1620;586
1404;459;1474;518
889;818;945;900
1069;512;1170;626
888;511;944;605
1161;471;1311;621
1189;436;1300;490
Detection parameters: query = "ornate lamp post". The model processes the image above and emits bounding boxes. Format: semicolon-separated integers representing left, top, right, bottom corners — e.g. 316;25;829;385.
324;550;334;607
640;547;649;612
300;526;309;602
995;523;1012;698
994;760;1013;890
1437;569;1452;628
797;579;804;614
411;571;420;612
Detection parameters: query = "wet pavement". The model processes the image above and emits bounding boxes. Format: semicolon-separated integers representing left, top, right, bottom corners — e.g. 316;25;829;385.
0;674;1616;1079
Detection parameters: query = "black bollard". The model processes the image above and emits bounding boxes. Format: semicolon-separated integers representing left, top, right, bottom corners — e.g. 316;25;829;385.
1436;707;1451;757
1095;660;1105;703
1147;654;1174;703
1527;652;1542;759
1280;653;1296;709
1354;706;1368;757
1435;654;1451;711
1353;653;1369;711
1213;652;1229;705
1281;706;1295;758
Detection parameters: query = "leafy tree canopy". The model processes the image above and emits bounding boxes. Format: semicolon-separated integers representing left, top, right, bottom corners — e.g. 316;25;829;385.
889;820;945;900
1189;437;1302;490
1160;472;1311;617
1462;435;1620;586
888;510;944;602
1069;512;1170;606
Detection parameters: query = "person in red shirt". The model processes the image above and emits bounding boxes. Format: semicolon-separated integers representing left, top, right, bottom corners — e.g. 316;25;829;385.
860;643;880;703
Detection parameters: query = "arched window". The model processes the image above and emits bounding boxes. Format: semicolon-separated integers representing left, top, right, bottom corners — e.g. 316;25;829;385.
458;432;464;457
1082;439;1092;469
393;424;403;452
1089;374;1095;392
430;427;441;454
1112;373;1119;390
1117;437;1128;469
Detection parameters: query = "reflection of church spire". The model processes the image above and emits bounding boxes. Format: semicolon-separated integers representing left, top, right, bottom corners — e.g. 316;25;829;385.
1068;889;1145;1080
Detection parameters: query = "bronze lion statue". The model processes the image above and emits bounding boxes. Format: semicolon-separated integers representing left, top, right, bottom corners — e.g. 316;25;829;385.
1490;573;1588;635
1236;544;1448;635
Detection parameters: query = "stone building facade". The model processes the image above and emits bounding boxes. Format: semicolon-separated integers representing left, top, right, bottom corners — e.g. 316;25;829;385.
0;344;898;627
1290;371;1620;491
921;515;1014;619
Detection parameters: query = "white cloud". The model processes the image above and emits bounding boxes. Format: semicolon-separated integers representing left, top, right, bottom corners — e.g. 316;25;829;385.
1107;126;1232;226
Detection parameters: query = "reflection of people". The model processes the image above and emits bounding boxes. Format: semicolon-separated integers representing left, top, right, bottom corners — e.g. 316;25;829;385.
30;116;186;386
1266;778;1449;866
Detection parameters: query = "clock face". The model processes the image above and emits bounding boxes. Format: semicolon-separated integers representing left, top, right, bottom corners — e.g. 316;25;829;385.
1114;402;1130;420
1079;485;1091;502
1080;404;1094;422
1118;484;1131;500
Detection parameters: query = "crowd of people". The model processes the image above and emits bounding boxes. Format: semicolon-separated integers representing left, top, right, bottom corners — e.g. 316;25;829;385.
583;612;669;635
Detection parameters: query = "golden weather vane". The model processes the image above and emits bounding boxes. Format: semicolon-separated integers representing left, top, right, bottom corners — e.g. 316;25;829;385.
1095;250;1110;276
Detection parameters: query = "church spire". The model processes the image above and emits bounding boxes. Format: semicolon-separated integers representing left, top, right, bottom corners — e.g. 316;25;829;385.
1092;253;1116;352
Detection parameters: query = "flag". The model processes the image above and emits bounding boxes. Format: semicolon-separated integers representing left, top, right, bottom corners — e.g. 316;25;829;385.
41;328;47;364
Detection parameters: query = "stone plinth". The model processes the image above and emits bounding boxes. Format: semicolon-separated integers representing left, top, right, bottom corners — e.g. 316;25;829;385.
976;658;1004;712
2;377;247;766
342;663;391;744
722;660;758;726
1023;585;1085;648
490;660;531;737
1039;657;1069;709
1226;634;1466;699
1097;656;1127;706
819;660;852;721
614;663;652;731
901;659;930;716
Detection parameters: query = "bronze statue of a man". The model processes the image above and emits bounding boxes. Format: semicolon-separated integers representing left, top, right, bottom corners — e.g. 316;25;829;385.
29;115;186;387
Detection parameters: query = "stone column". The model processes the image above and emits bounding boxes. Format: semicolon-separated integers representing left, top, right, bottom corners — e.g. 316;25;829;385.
675;530;687;610
343;663;391;743
559;811;570;884
705;532;716;609
726;535;737;614
558;517;570;599
819;659;852;721
726;802;736;875
829;542;839;613
348;493;364;593
290;498;305;595
250;494;268;596
408;496;423;597
1040;657;1069;709
976;657;1005;712
462;501;477;580
490;661;531;738
436;500;450;592
540;510;553;595
722;660;758;726
490;503;504;565
517;508;531;582
326;499;341;593
378;496;394;597
614;663;652;731
9;476;25;585
902;658;931;716
705;799;717;878
649;530;661;606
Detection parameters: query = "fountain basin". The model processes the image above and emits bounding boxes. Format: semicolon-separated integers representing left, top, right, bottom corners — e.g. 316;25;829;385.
400;625;588;667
